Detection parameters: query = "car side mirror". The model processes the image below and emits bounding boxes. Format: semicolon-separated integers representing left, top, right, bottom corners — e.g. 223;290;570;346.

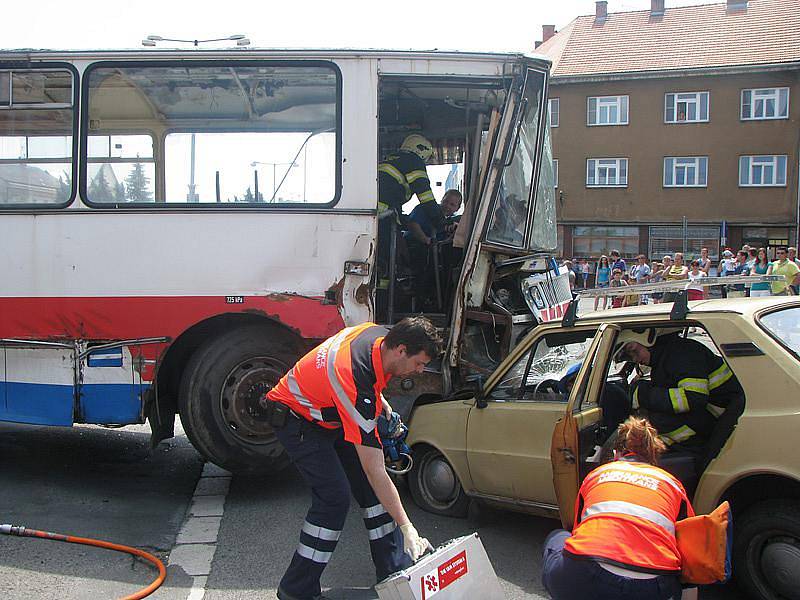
467;375;488;409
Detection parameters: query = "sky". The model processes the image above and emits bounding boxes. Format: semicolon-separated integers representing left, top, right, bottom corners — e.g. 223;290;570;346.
3;0;716;53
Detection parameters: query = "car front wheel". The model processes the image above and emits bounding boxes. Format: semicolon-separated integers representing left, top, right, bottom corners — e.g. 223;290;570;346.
408;445;470;518
733;499;800;600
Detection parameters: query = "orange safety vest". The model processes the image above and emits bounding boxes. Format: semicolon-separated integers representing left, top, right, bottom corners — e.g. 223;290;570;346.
267;322;389;448
564;457;694;574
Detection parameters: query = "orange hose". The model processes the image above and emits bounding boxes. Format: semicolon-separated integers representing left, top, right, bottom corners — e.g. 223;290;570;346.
23;528;166;600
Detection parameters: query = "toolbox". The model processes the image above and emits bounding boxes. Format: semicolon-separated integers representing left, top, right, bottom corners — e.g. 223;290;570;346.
375;533;504;600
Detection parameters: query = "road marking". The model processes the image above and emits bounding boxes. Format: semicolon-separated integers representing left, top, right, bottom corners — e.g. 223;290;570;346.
169;462;232;600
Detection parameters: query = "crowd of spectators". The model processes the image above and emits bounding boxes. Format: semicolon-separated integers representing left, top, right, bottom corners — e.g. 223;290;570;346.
563;245;800;308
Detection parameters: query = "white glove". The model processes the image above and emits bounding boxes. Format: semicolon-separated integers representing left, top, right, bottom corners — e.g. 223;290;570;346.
400;523;433;562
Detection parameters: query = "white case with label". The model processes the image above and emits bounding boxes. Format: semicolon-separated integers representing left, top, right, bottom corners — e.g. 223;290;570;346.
375;533;504;600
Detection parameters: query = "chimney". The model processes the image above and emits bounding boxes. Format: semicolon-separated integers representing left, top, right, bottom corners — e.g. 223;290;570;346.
651;0;665;16
542;25;556;43
727;0;747;10
595;1;608;22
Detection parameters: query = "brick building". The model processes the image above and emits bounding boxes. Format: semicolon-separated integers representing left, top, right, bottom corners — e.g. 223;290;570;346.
536;0;800;263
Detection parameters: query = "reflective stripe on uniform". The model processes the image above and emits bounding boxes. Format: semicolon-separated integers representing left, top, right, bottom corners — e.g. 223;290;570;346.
326;332;377;433
661;424;696;444
302;521;341;542
708;363;733;390
706;403;725;417
297;543;333;564
669;387;690;413
287;368;324;421
378;163;411;196
406;169;428;183
367;521;397;540
678;377;709;396
582;500;676;536
363;503;387;519
593;461;684;494
418;190;435;203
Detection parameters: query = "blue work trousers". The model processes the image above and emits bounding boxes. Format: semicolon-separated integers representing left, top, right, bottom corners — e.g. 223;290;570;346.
542;529;683;600
274;415;411;599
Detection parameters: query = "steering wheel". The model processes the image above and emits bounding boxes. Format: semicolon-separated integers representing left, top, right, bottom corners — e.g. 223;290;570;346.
533;378;561;397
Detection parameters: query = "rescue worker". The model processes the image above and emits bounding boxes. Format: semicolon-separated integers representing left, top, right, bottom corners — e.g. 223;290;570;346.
263;317;440;600
377;135;444;275
620;332;744;467
542;417;693;600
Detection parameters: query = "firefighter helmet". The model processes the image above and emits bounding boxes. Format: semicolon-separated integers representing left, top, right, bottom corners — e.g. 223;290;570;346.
401;134;434;161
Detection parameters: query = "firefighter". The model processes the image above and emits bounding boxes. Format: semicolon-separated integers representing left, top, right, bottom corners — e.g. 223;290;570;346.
542;417;692;600
263;317;440;600
377;134;444;276
620;332;744;467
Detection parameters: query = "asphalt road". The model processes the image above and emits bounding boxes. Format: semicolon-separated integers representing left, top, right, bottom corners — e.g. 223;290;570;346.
0;422;744;600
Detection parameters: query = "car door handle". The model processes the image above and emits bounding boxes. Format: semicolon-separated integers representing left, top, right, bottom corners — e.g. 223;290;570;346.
558;448;576;463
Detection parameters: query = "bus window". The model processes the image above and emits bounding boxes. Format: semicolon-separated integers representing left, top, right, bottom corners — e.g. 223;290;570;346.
0;69;75;206
486;69;546;249
87;134;155;203
83;63;340;206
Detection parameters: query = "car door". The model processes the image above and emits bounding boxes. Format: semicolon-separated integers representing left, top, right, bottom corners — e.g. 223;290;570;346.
551;323;619;528
465;326;598;504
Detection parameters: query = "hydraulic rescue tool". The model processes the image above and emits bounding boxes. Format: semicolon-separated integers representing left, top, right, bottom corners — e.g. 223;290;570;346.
378;412;414;475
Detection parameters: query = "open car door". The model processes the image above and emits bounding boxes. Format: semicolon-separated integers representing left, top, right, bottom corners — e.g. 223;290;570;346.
550;323;619;529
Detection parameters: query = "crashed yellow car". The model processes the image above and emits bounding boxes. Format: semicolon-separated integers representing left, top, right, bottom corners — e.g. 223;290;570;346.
405;296;800;600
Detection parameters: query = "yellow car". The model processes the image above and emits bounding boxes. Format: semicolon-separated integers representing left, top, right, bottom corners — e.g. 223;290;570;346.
406;296;800;600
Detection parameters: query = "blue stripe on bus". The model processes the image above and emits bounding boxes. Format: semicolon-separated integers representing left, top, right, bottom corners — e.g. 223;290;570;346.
80;384;145;424
1;381;74;426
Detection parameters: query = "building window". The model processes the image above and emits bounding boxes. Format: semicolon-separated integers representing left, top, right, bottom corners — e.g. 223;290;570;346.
664;91;709;123
549;98;559;127
0;68;75;206
741;88;789;120
587;95;628;126
587;158;627;187
553;159;559;188
664;157;708;187
649;226;720;261
739;155;787;187
573;225;639;257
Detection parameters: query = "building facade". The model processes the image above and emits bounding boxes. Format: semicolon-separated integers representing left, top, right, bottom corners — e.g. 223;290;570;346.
538;0;800;263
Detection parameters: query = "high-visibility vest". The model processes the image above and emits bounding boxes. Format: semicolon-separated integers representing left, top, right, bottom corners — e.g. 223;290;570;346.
267;322;389;448
564;458;694;574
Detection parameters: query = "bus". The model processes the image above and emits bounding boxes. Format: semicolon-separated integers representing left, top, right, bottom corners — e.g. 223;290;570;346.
0;49;565;473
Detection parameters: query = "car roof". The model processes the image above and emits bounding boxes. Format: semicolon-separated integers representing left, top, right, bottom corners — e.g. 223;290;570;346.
575;296;800;325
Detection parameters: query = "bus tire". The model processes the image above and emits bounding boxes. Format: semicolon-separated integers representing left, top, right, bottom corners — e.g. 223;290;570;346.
178;325;298;475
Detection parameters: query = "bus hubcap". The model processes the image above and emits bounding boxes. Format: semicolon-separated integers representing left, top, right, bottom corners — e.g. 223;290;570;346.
219;357;285;444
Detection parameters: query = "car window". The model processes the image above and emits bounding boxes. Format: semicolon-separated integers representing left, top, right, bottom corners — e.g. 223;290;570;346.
490;329;596;402
759;307;800;359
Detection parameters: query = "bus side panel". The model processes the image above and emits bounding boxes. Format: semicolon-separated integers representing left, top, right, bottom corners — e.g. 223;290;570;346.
3;347;75;426
80;346;143;424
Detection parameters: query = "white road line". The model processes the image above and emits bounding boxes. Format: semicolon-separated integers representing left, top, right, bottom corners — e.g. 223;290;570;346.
169;462;232;600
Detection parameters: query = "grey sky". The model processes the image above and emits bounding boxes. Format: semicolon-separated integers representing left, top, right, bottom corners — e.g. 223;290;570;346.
3;0;715;53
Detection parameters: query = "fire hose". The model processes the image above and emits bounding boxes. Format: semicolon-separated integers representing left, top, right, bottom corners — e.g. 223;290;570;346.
0;523;166;600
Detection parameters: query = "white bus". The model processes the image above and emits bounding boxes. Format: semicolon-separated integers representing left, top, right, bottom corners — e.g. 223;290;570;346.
0;49;564;473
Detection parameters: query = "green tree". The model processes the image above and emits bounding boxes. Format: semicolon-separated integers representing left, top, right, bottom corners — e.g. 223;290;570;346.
242;186;254;203
125;160;152;202
88;171;114;203
56;170;72;203
115;182;126;203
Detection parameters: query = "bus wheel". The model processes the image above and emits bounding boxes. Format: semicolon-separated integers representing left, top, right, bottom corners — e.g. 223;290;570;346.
178;325;298;475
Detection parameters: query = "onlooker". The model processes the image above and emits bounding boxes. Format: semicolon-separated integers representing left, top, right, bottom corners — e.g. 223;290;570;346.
594;255;611;311
563;260;576;292
630;254;651;305
610;250;626;275
746;247;758;271
687;259;707;300
728;250;750;298
789;247;800;295
663;252;688;302
749;247;772;297
719;250;736;276
609;268;628;309
698;247;712;275
767;247;800;296
651;256;672;303
581;260;590;289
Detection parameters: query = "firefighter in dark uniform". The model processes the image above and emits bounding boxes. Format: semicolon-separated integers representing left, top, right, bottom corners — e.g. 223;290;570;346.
621;334;745;469
263;317;440;600
377;134;444;276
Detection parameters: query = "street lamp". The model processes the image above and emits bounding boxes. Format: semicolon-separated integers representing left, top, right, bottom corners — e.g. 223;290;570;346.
142;34;250;47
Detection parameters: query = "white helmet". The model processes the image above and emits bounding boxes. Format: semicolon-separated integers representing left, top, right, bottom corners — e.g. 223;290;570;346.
401;134;434;161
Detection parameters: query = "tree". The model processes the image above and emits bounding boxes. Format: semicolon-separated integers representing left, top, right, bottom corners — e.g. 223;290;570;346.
242;186;254;203
115;182;126;203
56;170;71;203
125;160;152;202
88;170;114;203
